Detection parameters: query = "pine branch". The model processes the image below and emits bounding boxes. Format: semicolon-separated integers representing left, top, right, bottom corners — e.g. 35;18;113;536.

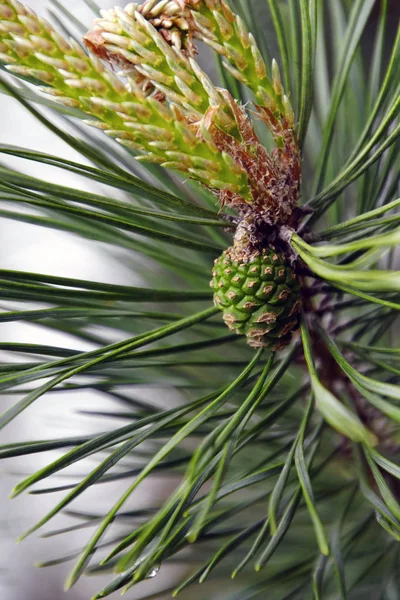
0;1;399;599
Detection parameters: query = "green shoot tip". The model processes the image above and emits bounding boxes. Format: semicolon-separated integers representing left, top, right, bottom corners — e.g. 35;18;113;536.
64;574;77;591
9;487;21;499
16;531;30;543
186;532;197;544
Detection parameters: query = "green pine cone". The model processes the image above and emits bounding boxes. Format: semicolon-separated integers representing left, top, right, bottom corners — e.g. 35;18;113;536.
211;247;302;349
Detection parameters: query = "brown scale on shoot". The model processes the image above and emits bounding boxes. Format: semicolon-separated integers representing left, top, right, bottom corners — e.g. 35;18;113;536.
204;90;301;227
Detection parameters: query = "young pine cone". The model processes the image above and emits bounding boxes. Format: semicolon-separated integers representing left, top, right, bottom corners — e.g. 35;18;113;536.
211;246;301;350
